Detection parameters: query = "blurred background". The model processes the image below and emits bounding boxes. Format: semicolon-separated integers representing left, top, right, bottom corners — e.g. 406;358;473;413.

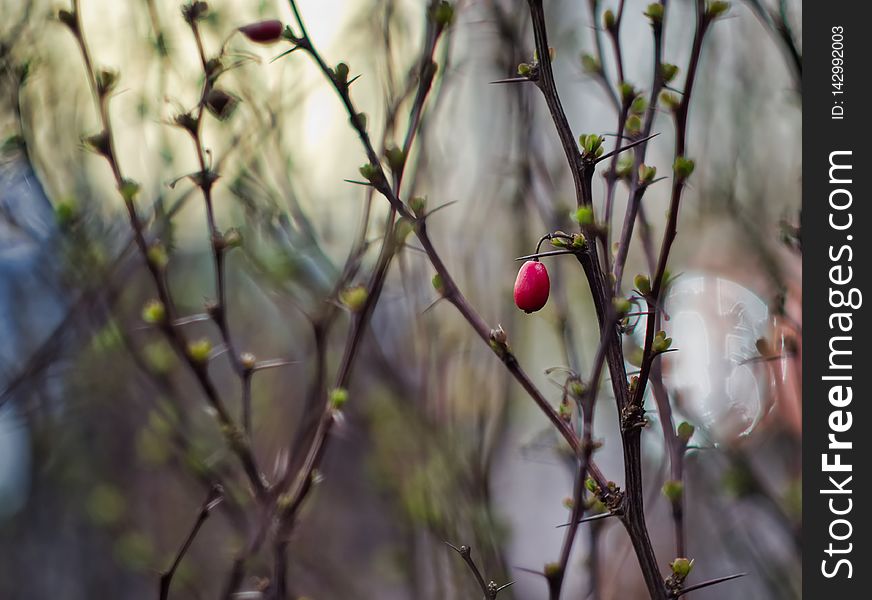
0;0;800;598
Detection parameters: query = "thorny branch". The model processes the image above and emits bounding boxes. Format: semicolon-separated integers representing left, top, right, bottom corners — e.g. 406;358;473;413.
63;0;266;499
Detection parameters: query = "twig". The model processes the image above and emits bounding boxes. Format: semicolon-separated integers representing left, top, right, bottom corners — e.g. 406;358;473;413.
159;485;224;600
446;542;514;599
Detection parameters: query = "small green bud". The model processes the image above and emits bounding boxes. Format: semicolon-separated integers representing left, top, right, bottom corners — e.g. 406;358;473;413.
223;228;243;248
569;379;586;398
644;3;664;23
562;496;574;509
550;236;569;248
340;285;368;312
634;274;651;294
616;155;634;179
517;62;533;76
578;133;604;157
409;196;427;215
144;341;175;374
603;9;616;30
187;338;212;363
276;492;292;510
673;156;695;180
580;53;600;73
662;268;673;287
330;387;349;409
385;145;405;173
625;114;642;135
677;421;695;443
653;330;673;353
585;477;599;494
660;91;681;111
670;557;694;580
142;300;166;325
574;206;595;226
662;480;684;502
394;218;414;243
147;243;169;269
559;401;572;422
571;233;587;248
429;1;455;27
706;1;731;19
630;95;648;115
359;163;379;181
432;273;445;294
619;82;636;104
55;199;77;227
613;297;632;316
119;179;140;203
661;63;679;83
638;164;657;184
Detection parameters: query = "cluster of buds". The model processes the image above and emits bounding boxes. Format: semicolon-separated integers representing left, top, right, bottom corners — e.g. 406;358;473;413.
653;330;673;353
585;477;624;512
578;133;605;159
673;156;696;181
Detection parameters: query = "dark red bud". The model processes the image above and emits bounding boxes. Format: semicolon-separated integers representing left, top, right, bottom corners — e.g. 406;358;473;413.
238;20;284;44
513;260;550;313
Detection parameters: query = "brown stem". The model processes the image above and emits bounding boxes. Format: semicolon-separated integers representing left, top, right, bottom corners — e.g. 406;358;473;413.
525;2;667;597
159;485;223;600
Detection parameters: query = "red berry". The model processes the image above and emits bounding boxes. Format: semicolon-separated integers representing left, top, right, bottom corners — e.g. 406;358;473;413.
514;260;550;313
238;20;284;44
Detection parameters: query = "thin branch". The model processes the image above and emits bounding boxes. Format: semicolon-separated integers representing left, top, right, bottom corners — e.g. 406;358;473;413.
446;542;489;596
446;543;513;599
159;485;223;600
